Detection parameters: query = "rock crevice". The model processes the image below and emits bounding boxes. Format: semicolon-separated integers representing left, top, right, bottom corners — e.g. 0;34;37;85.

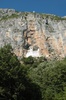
0;9;66;59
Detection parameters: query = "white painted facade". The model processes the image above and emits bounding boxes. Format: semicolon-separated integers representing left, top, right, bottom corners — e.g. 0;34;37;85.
26;47;40;57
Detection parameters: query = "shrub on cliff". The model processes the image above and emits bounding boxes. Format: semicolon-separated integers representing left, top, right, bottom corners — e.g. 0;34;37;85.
22;56;34;64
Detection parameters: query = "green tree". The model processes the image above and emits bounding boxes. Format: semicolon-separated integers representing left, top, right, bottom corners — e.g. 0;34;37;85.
0;45;42;100
22;56;34;64
28;60;66;100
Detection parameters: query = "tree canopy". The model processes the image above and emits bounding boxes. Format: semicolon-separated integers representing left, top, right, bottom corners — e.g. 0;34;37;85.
0;45;66;100
0;45;41;100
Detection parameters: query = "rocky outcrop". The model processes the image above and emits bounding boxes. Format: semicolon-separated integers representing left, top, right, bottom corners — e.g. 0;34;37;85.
0;9;66;59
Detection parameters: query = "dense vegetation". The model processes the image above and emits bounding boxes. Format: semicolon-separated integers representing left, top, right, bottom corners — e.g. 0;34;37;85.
22;57;66;100
0;45;66;100
0;45;41;100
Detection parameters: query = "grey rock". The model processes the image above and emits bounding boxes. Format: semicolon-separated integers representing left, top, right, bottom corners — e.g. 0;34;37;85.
0;9;66;59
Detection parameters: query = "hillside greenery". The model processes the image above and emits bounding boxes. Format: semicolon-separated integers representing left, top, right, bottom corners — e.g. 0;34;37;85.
40;13;66;20
0;45;66;100
0;11;66;22
0;13;19;21
0;45;41;100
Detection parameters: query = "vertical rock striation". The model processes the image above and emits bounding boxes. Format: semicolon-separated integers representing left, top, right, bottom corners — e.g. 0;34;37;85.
0;9;66;59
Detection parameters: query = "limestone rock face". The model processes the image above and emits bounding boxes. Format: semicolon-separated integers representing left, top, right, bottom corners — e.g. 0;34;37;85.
0;9;66;59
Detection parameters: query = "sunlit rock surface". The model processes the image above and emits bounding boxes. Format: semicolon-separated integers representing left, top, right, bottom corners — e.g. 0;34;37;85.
0;9;66;59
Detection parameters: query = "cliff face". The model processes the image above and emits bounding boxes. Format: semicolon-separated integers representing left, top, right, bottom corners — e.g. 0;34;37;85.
0;9;66;59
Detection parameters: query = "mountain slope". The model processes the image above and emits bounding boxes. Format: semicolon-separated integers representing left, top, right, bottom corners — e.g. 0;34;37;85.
0;9;66;59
